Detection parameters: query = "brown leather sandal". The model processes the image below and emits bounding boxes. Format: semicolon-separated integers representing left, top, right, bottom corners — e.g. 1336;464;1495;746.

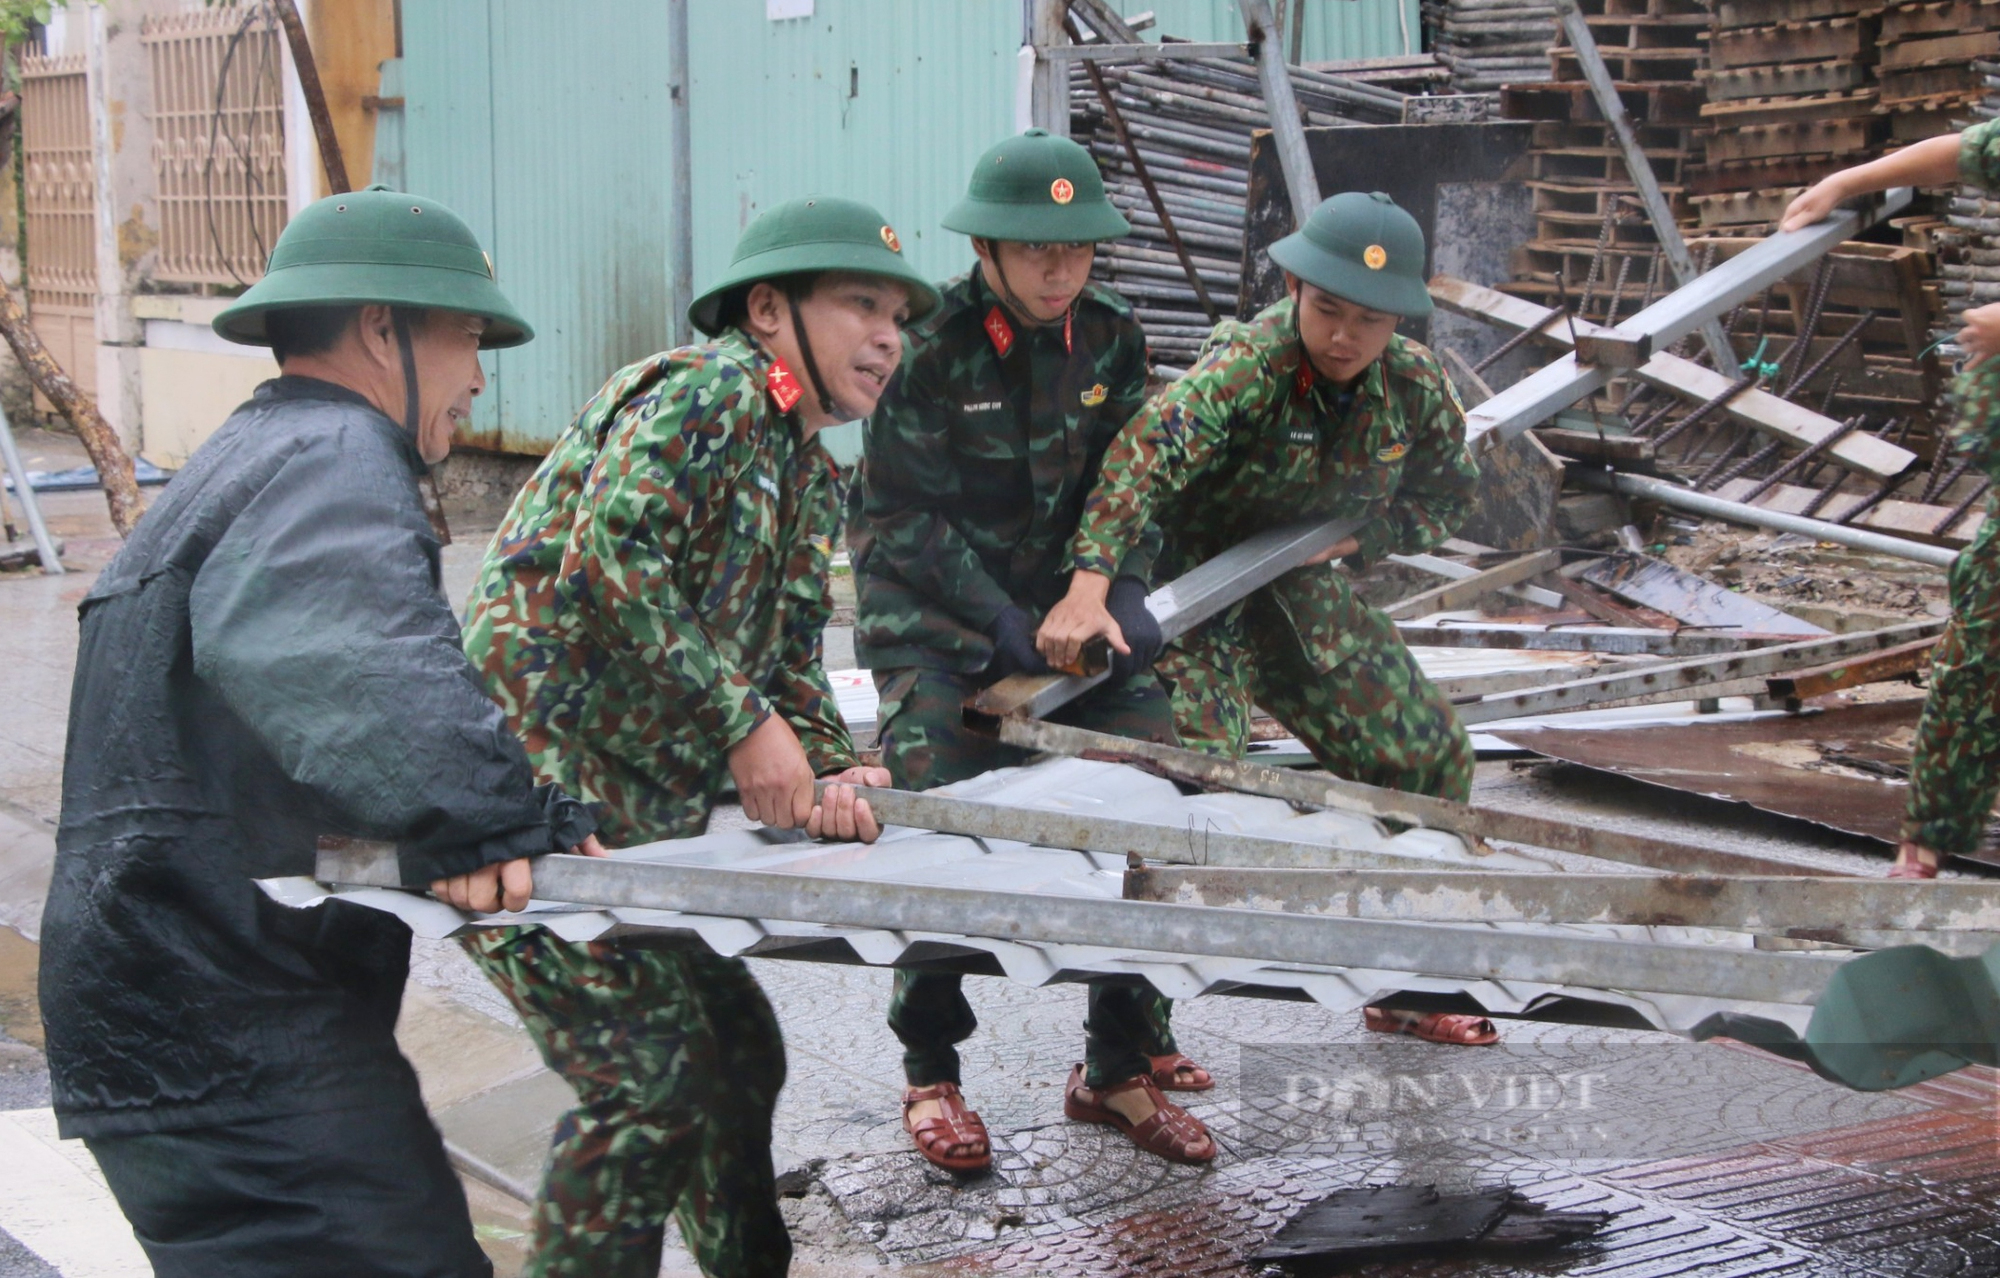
1363;1007;1500;1046
1064;1063;1215;1164
902;1081;991;1173
1147;1051;1216;1092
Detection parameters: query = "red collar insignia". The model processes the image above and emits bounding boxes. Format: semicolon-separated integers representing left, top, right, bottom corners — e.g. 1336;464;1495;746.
1064;307;1074;355
983;307;1015;358
766;358;804;413
1294;361;1314;399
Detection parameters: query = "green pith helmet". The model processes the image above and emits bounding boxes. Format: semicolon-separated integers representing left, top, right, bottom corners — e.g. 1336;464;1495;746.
688;195;942;337
1268;190;1431;319
212;184;532;348
942;129;1130;244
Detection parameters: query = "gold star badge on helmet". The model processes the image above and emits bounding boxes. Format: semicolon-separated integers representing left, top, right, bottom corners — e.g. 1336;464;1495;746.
880;225;902;253
1050;178;1075;205
1363;244;1388;270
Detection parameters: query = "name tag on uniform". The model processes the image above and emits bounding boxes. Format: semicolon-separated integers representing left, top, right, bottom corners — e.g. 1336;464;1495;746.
1377;441;1408;463
755;473;782;497
962;400;1003;413
1289;429;1315;445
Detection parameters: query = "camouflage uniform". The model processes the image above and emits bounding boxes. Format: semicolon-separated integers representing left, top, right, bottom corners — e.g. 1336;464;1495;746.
1072;296;1480;802
848;269;1183;1089
460;329;854;1278
1903;119;2000;856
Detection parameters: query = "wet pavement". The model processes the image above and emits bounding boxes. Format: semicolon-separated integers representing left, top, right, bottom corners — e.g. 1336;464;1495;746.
3;430;1998;1276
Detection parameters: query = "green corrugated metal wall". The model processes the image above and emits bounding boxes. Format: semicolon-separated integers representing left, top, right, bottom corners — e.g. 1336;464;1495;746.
403;0;1420;452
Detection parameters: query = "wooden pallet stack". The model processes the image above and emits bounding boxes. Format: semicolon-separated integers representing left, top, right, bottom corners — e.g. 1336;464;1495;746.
1422;0;1560;90
1691;0;1889;229
1493;0;1709;325
1876;0;2000;141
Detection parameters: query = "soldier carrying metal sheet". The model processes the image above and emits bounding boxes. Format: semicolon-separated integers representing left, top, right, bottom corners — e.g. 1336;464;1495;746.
847;129;1218;1171
1036;192;1503;1046
457;198;938;1278
1785;130;2000;879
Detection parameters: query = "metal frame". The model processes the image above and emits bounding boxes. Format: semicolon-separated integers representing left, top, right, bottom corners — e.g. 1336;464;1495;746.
825;783;1472;872
314;844;1846;1007
1396;623;1784;656
1235;0;1320;225
1553;0;1733;369
964;515;1366;726
1123;864;2000;946
1432;276;1917;482
1456;620;1946;724
1461;188;1914;448
993;718;1818;877
0;401;62;576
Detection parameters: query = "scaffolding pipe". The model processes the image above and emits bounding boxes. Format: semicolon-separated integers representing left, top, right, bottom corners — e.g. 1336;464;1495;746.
1573;470;1959;569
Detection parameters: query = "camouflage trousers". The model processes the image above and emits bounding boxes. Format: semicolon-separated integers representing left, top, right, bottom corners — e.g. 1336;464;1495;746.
874;664;1183;1089
1158;589;1474;803
462;930;789;1278
1905;498;2000;856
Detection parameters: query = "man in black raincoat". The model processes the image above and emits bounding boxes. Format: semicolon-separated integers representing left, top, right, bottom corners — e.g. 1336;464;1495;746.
37;185;599;1278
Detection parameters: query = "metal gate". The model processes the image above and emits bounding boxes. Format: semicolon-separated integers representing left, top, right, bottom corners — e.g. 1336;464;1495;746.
20;51;95;402
143;5;289;286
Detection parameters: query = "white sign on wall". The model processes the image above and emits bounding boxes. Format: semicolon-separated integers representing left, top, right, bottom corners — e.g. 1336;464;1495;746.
767;0;814;19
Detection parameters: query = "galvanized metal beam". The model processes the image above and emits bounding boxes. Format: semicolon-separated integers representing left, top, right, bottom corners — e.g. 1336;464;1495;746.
994;718;1821;877
1459;187;1913;447
1572;470;1960;569
1124;864;2000;945
824;783;1476;871
1396;622;1785;657
964;515;1366;728
1456;620;1947;725
1553;0;1734;369
1236;0;1320;225
315;845;1846;1006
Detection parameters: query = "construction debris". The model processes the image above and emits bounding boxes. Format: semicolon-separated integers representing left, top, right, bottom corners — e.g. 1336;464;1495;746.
1251;1184;1610;1266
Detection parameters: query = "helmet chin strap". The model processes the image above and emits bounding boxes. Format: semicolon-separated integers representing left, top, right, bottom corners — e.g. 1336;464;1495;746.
392;308;422;438
981;239;1052;328
784;284;840;418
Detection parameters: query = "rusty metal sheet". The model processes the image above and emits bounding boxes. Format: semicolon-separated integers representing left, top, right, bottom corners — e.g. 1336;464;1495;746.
1575;552;1828;636
1493;700;1925;846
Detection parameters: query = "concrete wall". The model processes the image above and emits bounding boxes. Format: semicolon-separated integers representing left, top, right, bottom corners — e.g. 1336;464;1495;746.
129;296;276;469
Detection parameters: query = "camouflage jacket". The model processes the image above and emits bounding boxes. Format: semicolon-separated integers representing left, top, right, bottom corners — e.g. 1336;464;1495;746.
462;328;854;845
1071;297;1478;673
1952;119;2000;479
847;268;1158;672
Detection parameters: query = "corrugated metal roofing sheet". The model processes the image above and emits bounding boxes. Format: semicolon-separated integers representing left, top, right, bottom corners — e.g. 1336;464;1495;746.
272;758;1823;1037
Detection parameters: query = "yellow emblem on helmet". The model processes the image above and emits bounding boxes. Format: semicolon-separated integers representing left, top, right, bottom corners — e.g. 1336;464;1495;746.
1363;244;1388;270
880;225;902;253
1051;178;1075;205
1081;383;1107;407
